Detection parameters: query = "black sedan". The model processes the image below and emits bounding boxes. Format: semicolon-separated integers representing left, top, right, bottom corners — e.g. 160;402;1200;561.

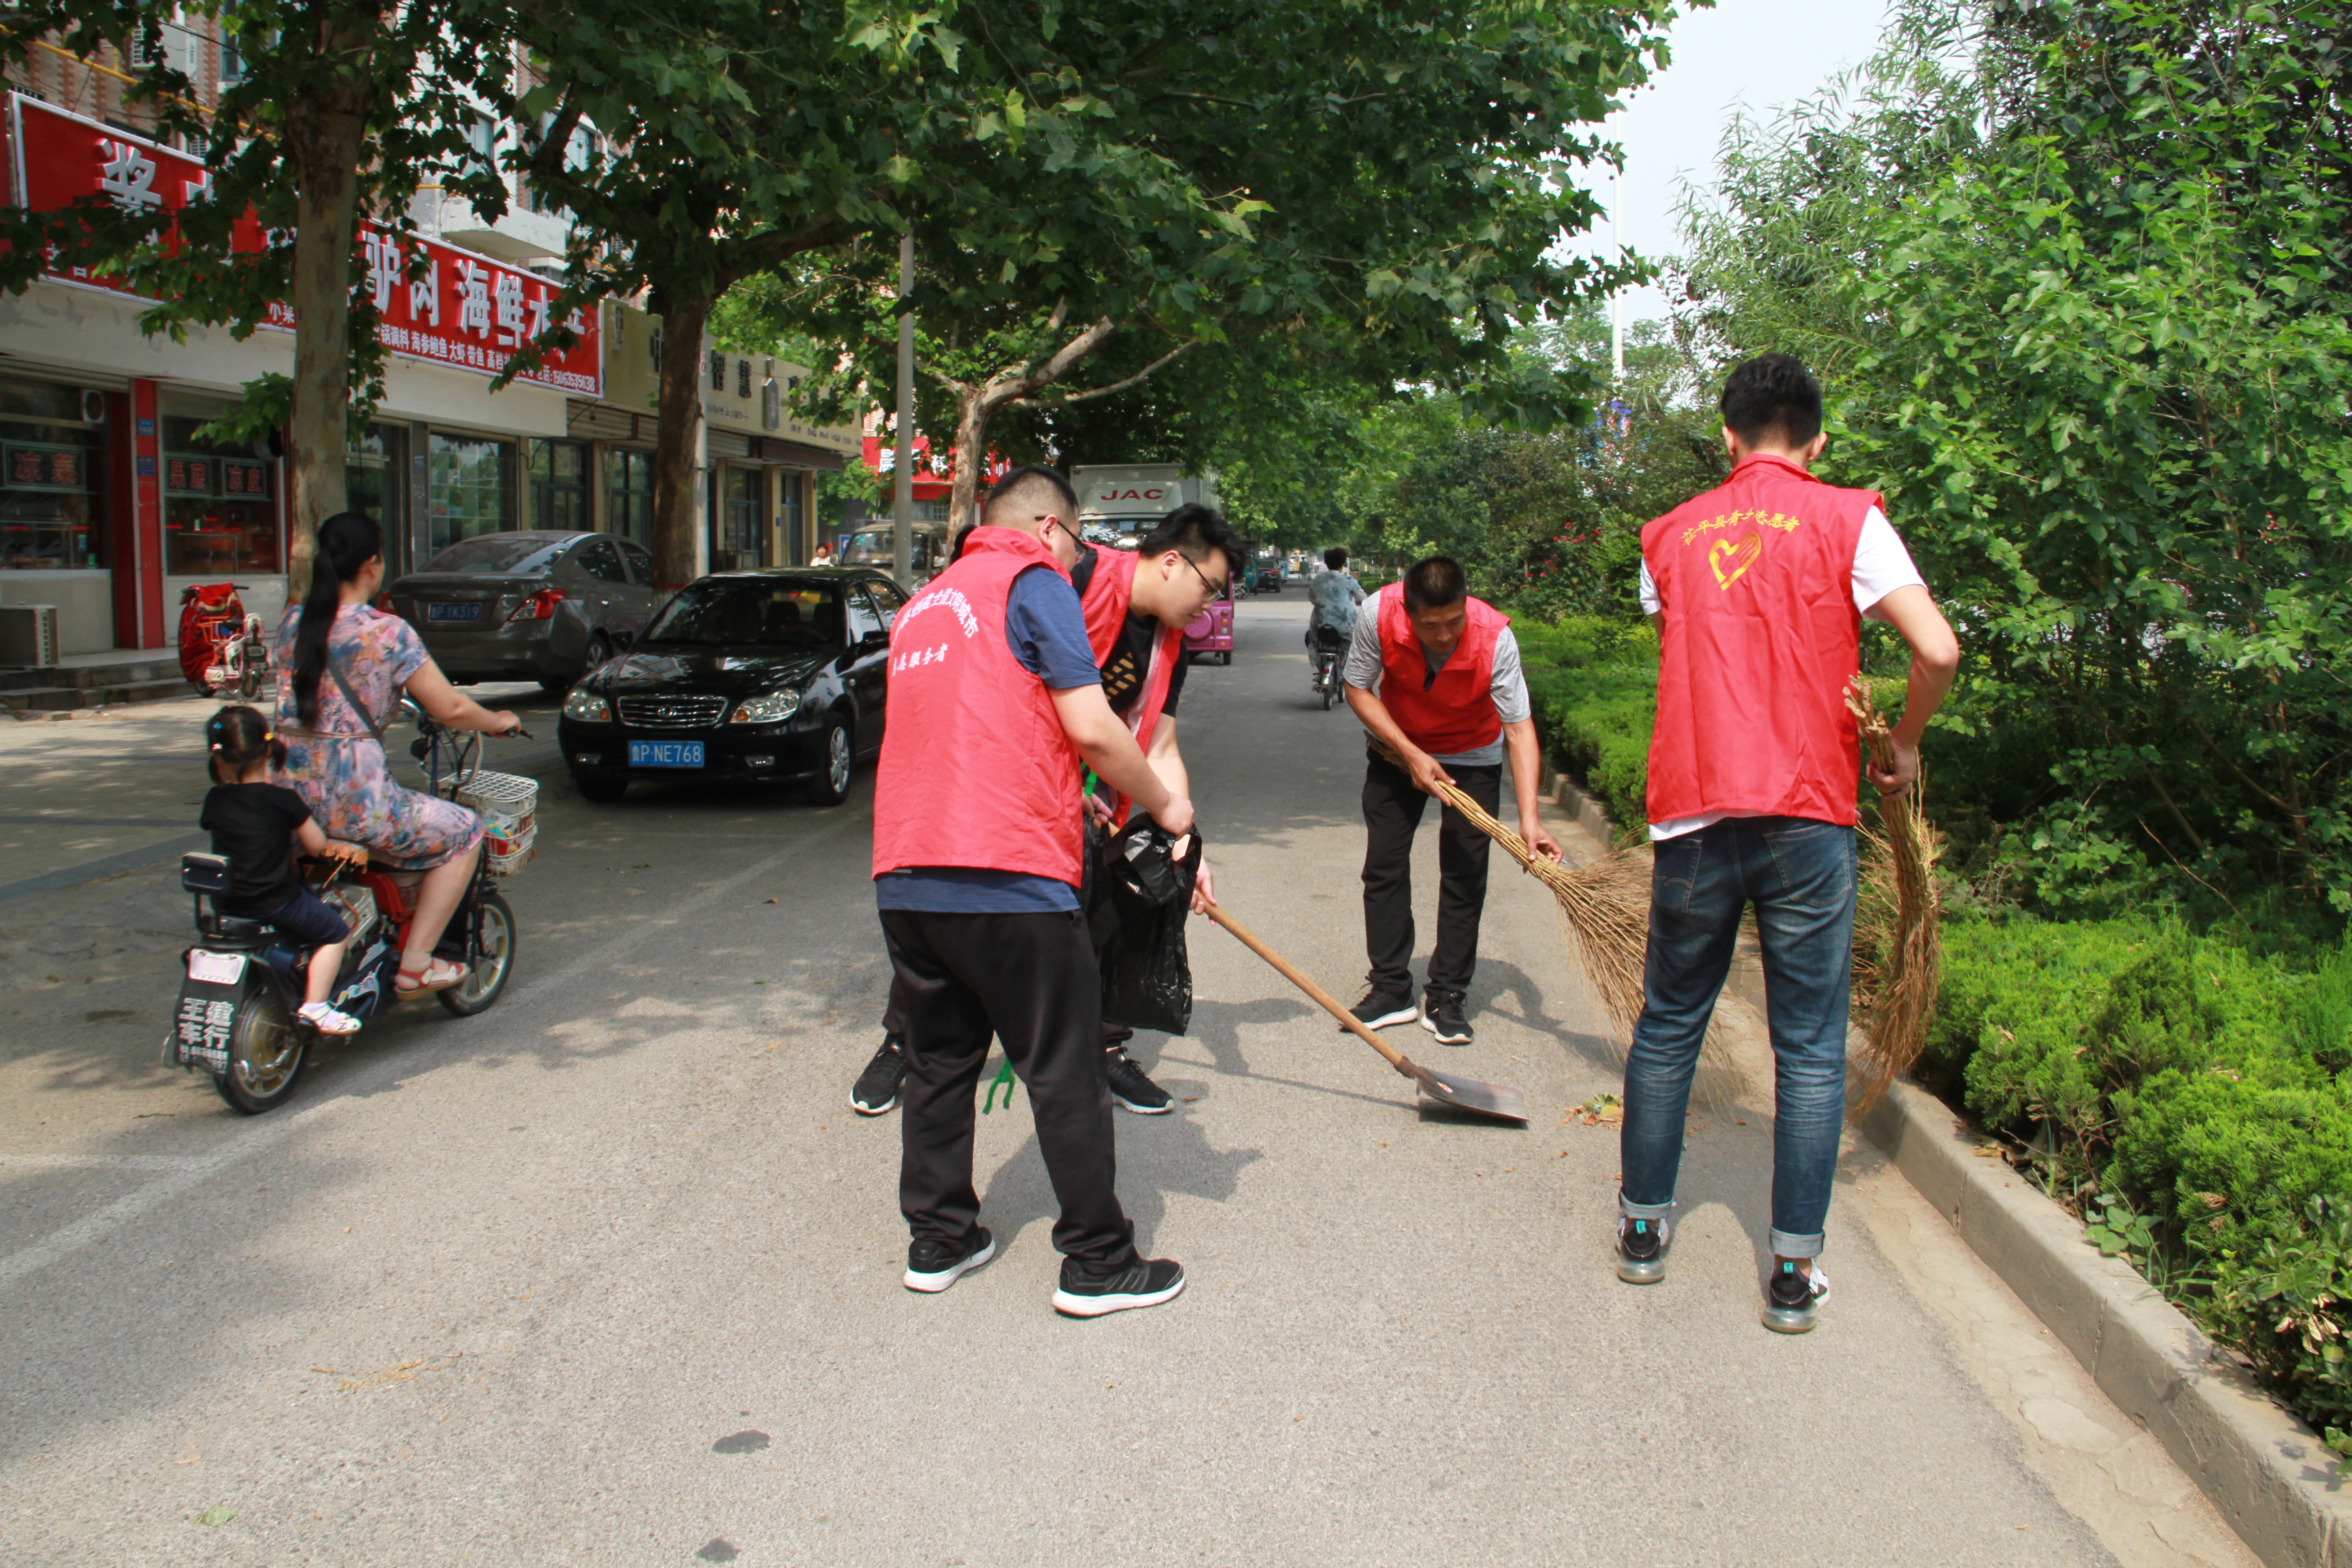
556;568;906;805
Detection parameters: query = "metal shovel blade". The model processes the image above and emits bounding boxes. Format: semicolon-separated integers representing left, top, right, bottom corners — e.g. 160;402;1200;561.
1405;1059;1530;1124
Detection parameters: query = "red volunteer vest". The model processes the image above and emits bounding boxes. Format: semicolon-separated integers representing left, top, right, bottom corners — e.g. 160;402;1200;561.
1079;546;1185;822
1374;584;1509;755
871;527;1085;885
1642;453;1880;827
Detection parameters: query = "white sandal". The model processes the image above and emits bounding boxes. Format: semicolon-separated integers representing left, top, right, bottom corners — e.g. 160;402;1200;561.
395;957;469;996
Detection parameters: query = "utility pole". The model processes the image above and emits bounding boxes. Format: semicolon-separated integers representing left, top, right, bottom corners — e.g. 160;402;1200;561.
1610;172;1625;383
893;232;915;587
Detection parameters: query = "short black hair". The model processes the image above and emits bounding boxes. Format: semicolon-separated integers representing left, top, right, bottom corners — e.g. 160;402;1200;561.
1402;556;1467;612
1323;547;1347;570
1137;502;1246;579
949;521;978;561
1719;353;1823;447
983;465;1079;524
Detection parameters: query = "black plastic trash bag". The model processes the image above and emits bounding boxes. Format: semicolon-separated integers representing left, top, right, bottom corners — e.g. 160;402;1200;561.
1088;817;1201;1036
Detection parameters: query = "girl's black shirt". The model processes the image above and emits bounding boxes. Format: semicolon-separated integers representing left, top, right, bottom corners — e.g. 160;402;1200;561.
200;783;312;906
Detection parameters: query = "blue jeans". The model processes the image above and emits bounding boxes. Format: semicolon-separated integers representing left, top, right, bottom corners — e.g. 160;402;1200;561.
1618;816;1855;1258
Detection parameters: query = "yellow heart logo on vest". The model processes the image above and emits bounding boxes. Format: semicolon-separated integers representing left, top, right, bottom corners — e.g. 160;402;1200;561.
1709;534;1762;589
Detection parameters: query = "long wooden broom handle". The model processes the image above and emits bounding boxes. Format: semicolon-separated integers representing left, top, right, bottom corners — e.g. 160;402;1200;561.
1202;903;1413;1075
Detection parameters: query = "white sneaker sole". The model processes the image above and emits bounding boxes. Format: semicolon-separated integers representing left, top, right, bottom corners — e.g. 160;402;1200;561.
1051;1272;1186;1318
903;1235;996;1293
849;1092;900;1116
1352;1003;1420;1031
1420;1014;1471;1045
1110;1091;1173;1115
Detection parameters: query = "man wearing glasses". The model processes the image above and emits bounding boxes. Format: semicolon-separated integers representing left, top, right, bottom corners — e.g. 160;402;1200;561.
851;482;1244;1117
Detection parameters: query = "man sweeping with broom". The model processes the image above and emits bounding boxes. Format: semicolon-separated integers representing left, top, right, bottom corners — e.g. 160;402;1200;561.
1614;353;1958;1334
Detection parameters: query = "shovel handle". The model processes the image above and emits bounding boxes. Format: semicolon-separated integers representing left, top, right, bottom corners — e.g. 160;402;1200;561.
1202;902;1413;1077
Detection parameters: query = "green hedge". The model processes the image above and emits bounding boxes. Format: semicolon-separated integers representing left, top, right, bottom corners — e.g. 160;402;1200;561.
1515;616;1658;836
1931;915;2352;1446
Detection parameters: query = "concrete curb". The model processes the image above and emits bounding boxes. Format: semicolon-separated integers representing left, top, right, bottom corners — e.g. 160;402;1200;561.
1537;766;2351;1567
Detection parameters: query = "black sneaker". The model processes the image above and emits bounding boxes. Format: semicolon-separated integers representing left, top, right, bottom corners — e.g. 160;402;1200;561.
1347;988;1419;1031
1052;1255;1186;1318
850;1033;906;1115
1761;1259;1831;1333
1420;990;1472;1045
1104;1047;1174;1115
1616;1213;1673;1284
903;1227;996;1293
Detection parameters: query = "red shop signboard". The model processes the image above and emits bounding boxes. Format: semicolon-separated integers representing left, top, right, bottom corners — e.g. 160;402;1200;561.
3;93;601;397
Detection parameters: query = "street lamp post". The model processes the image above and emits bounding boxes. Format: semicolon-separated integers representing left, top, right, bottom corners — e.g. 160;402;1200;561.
893;232;915;587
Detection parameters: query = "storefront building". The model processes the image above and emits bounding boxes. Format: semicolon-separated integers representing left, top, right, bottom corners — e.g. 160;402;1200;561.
0;82;861;657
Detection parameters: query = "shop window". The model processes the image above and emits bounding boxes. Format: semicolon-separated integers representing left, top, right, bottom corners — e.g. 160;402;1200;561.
163;412;276;575
714;466;763;572
346;424;405;558
0;377;107;572
427;432;514;555
527;438;588;532
780;470;808;566
604;448;654;550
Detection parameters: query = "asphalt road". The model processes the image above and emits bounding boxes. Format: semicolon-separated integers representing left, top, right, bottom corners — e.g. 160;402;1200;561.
0;596;2258;1567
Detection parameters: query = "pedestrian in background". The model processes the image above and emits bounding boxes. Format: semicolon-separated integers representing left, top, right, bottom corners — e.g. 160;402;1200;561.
1341;555;1562;1047
870;466;1195;1318
1614;353;1959;1333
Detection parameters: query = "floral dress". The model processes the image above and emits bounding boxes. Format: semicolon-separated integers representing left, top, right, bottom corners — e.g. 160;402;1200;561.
272;604;484;871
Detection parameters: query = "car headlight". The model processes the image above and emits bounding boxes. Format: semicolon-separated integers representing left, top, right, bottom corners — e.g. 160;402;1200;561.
728;691;802;725
562;688;612;722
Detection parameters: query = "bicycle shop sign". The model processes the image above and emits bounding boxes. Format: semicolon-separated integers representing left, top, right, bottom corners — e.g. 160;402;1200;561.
3;93;602;396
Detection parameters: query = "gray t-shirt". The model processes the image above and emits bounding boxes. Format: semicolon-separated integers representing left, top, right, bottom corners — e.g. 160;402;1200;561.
1341;609;1529;768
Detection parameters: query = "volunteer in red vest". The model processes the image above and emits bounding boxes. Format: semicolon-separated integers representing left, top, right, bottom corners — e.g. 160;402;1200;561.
1341;557;1563;1047
872;467;1194;1318
1613;353;1958;1335
847;499;1241;1117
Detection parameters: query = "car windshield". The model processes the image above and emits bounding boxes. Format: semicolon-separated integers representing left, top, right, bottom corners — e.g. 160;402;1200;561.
840;529;942;570
422;536;568;574
641;582;843;647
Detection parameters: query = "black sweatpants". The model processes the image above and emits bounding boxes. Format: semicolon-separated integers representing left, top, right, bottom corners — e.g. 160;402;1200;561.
881;907;1136;1266
1360;753;1501;1000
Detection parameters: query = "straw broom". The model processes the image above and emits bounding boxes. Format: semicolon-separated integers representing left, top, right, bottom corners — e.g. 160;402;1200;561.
1363;737;1737;1089
1844;681;1943;1111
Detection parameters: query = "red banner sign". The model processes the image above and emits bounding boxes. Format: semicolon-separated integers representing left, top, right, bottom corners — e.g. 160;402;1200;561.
4;93;602;396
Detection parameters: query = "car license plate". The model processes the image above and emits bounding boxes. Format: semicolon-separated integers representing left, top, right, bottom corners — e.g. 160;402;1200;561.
427;602;482;623
187;949;247;985
630;740;704;768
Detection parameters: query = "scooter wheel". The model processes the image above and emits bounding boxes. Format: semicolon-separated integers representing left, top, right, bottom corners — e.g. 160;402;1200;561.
439;890;517;1017
213;991;307;1115
1322;687;1336;710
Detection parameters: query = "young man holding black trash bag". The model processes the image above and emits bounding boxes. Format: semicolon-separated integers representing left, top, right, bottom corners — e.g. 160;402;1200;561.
1612;353;1957;1333
870;467;1196;1316
850;489;1239;1116
1342;556;1564;1047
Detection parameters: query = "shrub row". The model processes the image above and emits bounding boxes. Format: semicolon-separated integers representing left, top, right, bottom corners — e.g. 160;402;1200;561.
1514;615;1657;836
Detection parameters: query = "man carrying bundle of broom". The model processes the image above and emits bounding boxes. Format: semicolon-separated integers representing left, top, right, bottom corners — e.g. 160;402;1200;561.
1614;353;1959;1335
1341;557;1564;1046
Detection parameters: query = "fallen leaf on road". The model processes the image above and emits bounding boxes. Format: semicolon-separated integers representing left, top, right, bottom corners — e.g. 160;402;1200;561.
340;1359;423;1393
1562;1093;1623;1127
176;1454;199;1465
195;1507;234;1526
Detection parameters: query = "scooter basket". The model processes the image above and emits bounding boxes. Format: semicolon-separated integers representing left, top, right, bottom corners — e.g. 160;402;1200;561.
440;770;539;877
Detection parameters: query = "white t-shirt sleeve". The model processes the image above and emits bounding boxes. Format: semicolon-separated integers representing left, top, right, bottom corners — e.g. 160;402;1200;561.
1853;506;1925;620
1638;506;1922;619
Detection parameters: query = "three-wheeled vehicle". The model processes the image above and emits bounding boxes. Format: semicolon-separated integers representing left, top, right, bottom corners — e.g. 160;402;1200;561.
1183;574;1235;665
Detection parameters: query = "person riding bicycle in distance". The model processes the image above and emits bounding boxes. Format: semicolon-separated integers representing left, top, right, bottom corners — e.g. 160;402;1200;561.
1308;546;1365;655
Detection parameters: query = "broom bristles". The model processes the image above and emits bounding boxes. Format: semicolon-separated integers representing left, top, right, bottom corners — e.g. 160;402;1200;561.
1844;684;1943;1111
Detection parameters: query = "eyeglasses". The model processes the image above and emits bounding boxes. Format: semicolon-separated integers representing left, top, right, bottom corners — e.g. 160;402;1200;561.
1178;552;1226;600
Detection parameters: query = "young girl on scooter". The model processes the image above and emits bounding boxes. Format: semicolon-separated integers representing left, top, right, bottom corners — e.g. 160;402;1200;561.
199;706;370;1036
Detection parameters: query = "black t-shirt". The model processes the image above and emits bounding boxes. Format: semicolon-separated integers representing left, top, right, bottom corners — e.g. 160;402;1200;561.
199;783;313;906
1072;546;1189;720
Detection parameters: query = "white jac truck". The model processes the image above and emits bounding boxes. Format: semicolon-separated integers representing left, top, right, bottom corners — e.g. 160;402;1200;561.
1072;464;1220;547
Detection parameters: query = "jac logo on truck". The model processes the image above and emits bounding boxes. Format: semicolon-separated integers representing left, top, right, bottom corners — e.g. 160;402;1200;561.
1094;487;1169;504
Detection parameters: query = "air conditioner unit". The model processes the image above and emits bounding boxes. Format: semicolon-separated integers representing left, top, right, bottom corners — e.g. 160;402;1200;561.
0;605;61;669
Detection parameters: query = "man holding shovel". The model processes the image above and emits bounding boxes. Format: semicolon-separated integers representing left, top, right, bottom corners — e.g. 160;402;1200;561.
871;467;1195;1317
1614;353;1958;1333
1342;556;1563;1046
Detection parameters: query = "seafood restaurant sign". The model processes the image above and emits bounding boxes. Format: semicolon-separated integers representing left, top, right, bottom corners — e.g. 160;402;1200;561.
3;93;602;397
